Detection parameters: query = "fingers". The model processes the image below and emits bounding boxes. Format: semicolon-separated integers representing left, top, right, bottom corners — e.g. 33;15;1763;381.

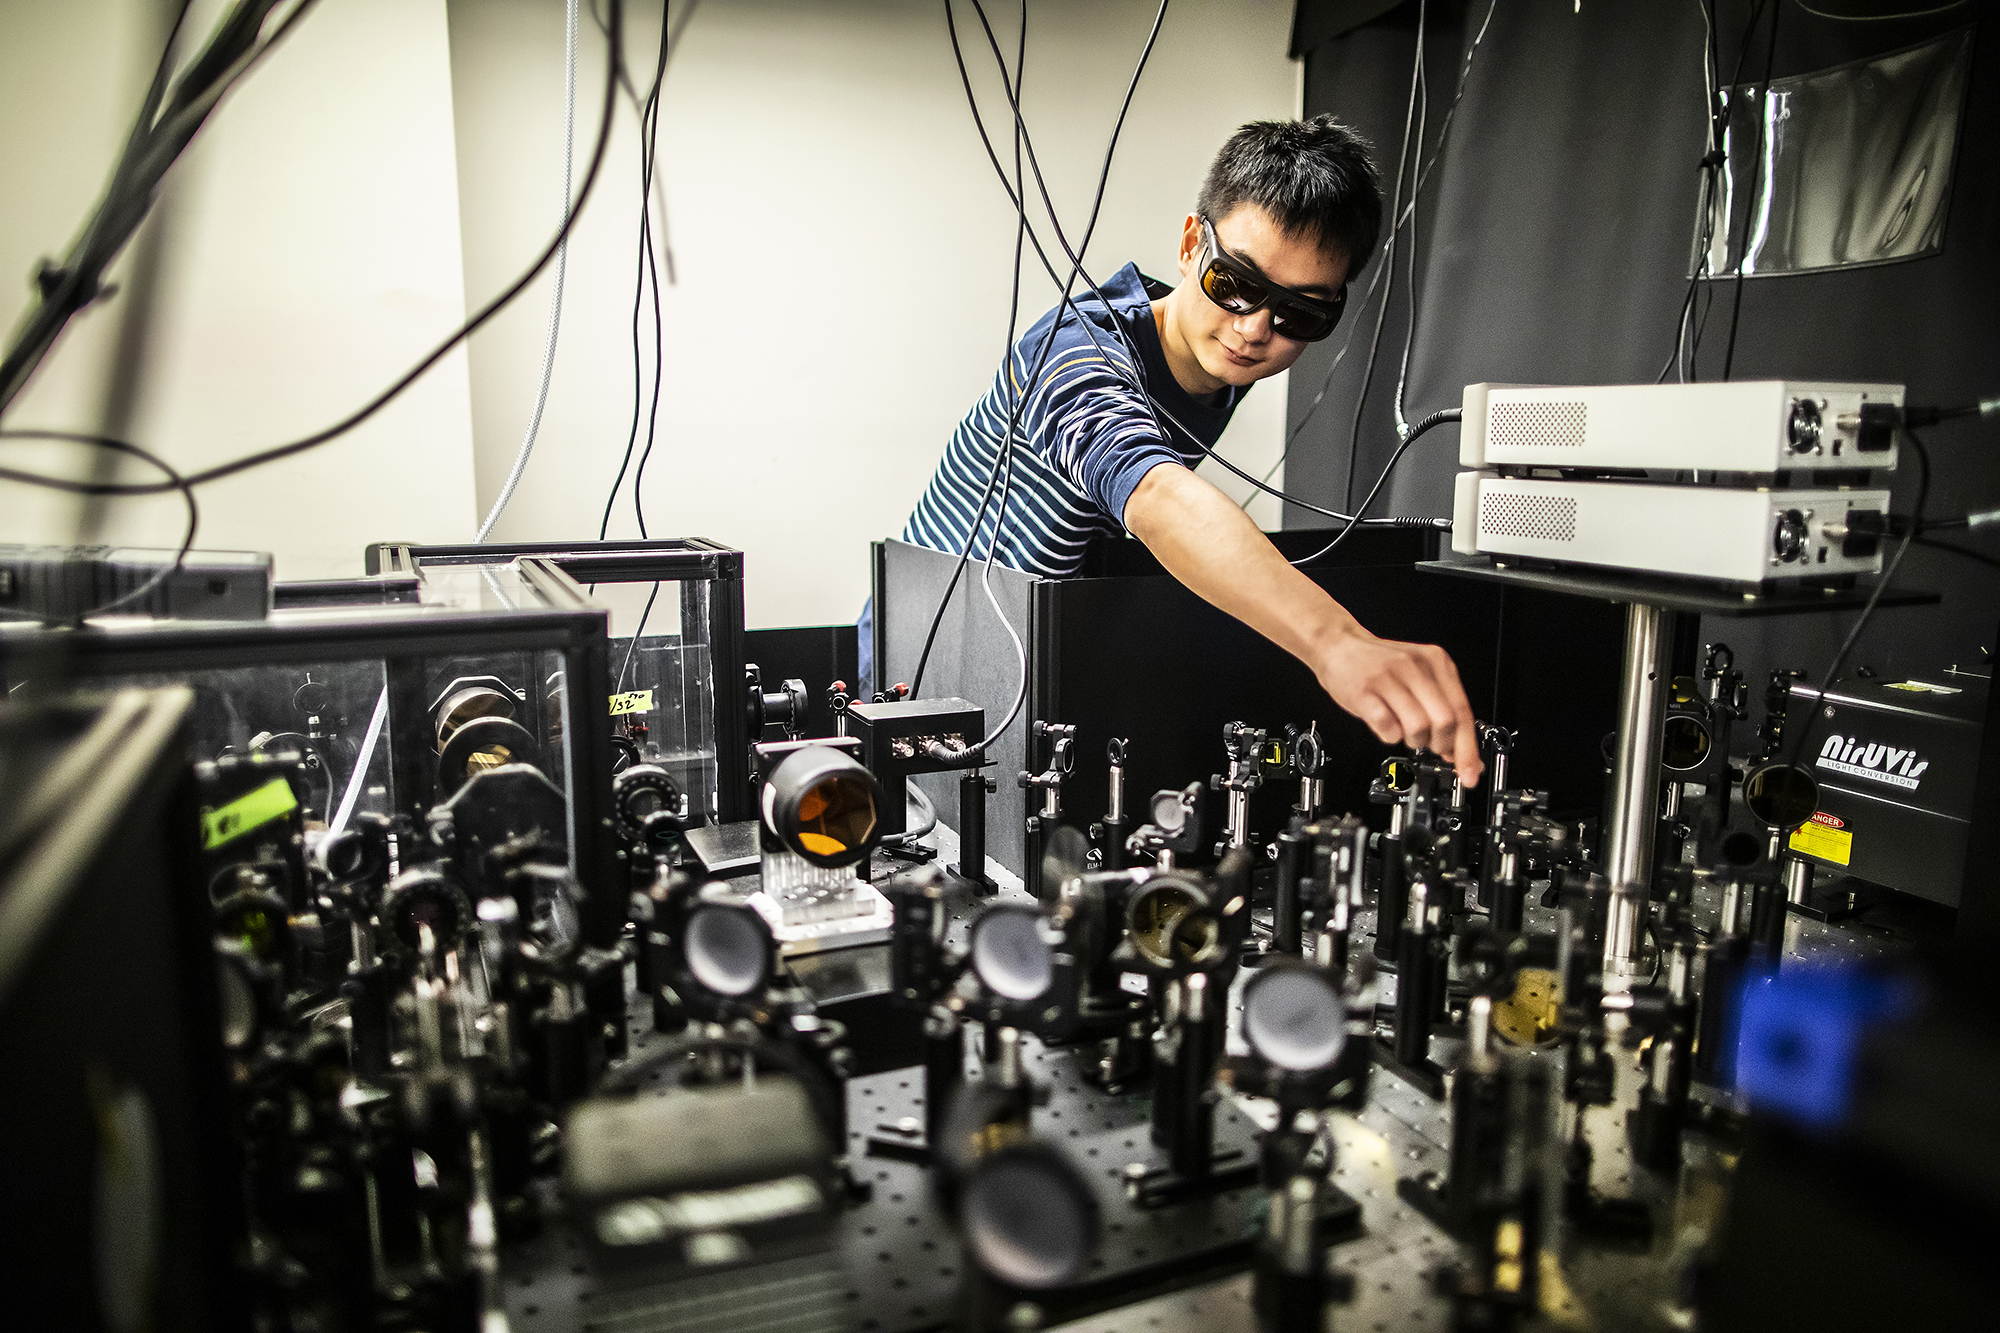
1351;690;1404;746
1381;644;1484;785
1320;636;1485;784
1417;644;1484;786
1373;673;1438;754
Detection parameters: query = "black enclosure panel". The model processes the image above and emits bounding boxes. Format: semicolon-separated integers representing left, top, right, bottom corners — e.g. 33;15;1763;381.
745;625;861;741
880;530;1623;889
0;690;245;1332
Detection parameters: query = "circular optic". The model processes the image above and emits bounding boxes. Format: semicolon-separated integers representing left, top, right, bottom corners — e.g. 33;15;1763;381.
684;903;772;998
960;1149;1097;1290
1381;757;1414;792
1720;830;1763;867
437;715;540;795
971;907;1054;1002
1042;824;1091;896
384;869;468;951
764;748;882;867
1127;878;1219;971
434;685;517;754
320;829;369;881
1149;791;1188;833
1661;713;1713;774
1242;967;1347;1072
1744;762;1819;831
613;765;685;844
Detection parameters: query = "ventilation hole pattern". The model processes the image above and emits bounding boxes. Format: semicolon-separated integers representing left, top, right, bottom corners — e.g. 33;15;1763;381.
1480;492;1578;542
1490;400;1587;449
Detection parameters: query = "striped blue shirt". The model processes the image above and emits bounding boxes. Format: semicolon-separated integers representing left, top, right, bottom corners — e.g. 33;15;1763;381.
900;264;1246;578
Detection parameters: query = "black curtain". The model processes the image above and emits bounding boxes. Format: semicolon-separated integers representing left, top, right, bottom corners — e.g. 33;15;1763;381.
1287;0;2000;698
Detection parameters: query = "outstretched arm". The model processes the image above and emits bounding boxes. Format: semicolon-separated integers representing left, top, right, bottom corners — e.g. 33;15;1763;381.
1124;460;1484;785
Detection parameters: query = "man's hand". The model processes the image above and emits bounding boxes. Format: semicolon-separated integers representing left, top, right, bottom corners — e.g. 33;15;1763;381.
1310;624;1484;786
1125;461;1485;786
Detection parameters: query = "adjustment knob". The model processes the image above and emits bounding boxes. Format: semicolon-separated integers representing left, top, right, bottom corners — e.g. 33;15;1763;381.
1772;509;1809;563
1787;398;1822;454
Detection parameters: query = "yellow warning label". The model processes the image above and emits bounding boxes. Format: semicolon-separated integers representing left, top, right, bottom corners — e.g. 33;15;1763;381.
1884;680;1961;694
608;689;654;717
1789;816;1852;867
200;776;299;850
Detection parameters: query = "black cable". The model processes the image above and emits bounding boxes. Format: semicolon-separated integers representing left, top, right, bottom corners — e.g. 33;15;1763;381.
1783;427;1929;770
909;0;1167;731
1658;0;1723;384
1294;407;1459;565
914;0;1172;755
1340;0;1427;513
1914;534;2000;572
617;582;661;691
1274;0;1496;476
0;0;628;498
598;7;672;542
908;0;1035;703
0;432;198;623
1720;0;1780;382
627;1;691;543
0;0;297;414
1686;0;1771;380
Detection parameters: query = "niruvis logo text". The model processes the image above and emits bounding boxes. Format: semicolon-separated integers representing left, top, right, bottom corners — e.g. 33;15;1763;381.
1816;734;1928;792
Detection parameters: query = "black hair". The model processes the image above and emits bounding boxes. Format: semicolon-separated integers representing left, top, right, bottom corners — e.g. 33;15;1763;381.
1195;115;1382;276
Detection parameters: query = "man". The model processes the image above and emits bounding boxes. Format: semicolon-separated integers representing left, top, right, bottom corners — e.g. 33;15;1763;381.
877;115;1482;784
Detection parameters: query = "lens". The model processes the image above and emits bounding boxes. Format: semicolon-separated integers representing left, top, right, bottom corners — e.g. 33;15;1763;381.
960;1150;1096;1289
1661;713;1712;773
1744;763;1819;831
434;685;516;754
796;774;876;858
1720;830;1764;867
437;714;541;794
468;743;513;773
1269;297;1337;342
1381;757;1414;792
1201;261;1265;314
684;903;772;998
1242;967;1346;1071
1150;790;1187;833
971;906;1054;1002
1128;879;1219;970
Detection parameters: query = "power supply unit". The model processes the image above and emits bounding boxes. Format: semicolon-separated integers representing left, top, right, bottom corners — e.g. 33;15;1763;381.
1459;381;1904;474
1451;473;1890;584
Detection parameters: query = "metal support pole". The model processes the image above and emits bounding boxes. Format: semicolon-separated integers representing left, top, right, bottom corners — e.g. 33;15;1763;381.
1603;603;1670;987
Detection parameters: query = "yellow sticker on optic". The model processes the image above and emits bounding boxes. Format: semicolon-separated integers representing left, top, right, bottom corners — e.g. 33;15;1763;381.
1789;816;1852;867
608;689;654;717
200;776;299;850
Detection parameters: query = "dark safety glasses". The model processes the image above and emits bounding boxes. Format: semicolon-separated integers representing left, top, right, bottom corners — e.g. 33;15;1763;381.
1196;215;1347;342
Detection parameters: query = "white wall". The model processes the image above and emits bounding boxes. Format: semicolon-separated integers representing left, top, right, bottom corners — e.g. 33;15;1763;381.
0;0;479;578
447;0;1301;629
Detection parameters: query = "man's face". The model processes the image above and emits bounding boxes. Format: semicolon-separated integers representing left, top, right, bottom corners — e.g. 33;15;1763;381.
1170;204;1350;390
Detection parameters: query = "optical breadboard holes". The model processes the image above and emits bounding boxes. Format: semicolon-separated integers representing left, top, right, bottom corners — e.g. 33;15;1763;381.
1479;491;1578;543
1488;400;1586;450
